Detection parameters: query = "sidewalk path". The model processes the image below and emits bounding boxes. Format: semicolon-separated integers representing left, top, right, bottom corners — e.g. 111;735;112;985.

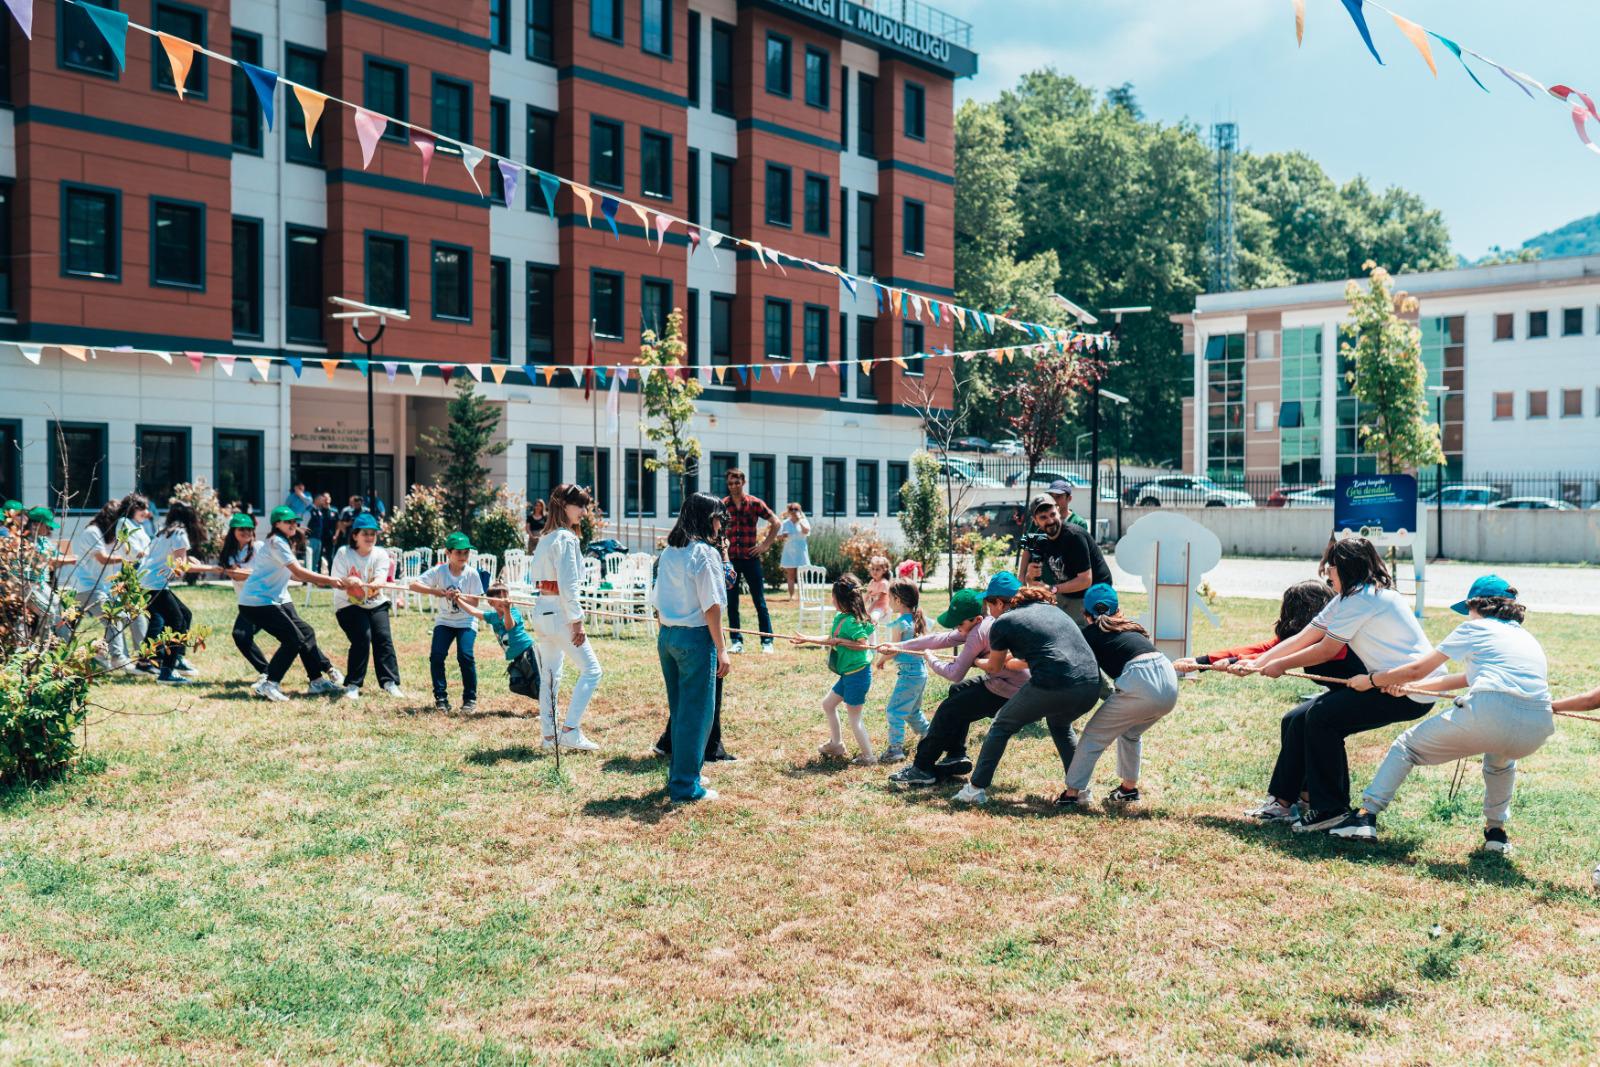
1109;556;1600;617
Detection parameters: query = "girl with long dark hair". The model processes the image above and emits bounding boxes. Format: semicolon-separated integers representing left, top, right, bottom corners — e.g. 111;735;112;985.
528;484;603;750
237;506;347;702
219;514;270;680
331;513;403;700
138;502;219;685
66;500;134;670
792;574;878;764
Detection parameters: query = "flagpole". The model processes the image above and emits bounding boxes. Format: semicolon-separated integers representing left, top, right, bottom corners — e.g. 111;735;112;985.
588;320;598;537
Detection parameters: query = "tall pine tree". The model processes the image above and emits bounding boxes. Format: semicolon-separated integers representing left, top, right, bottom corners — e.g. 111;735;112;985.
420;377;509;533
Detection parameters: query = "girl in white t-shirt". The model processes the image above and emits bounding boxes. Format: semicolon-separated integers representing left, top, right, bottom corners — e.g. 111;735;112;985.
1241;538;1443;834
67;500;135;670
527;485;603;750
1323;576;1553;853
330;514;403;701
219;515;269;679
138;502;223;684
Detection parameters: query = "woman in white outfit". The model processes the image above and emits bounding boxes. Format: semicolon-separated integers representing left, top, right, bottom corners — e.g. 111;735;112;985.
528;483;603;751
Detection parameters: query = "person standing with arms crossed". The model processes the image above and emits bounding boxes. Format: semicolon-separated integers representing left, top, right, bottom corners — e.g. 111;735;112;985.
721;468;778;654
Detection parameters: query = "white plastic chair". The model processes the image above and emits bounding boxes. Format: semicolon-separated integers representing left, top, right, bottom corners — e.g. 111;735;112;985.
796;565;830;628
300;543;318;607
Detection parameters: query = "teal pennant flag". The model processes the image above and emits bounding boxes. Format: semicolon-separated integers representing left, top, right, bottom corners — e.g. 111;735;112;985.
81;3;129;71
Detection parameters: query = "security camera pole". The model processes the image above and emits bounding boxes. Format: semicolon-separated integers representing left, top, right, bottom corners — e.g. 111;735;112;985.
331;296;410;513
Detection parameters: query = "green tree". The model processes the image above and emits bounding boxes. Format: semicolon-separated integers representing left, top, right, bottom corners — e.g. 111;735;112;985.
1001;352;1099;504
420;377;508;533
1342;262;1443;474
637;308;703;505
897;451;945;582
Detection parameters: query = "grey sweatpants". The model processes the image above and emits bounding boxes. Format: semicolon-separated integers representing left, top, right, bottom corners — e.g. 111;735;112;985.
1361;689;1554;829
970;678;1102;790
1064;654;1180;791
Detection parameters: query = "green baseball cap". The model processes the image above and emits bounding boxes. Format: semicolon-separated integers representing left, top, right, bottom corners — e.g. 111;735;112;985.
444;531;474;551
27;506;58;529
269;505;299;524
229;512;257;530
3;500;22;513
937;588;985;628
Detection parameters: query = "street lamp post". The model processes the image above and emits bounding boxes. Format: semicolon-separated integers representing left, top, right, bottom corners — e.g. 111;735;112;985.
1089;306;1151;536
330;296;409;512
1427;383;1449;561
1074;431;1092;464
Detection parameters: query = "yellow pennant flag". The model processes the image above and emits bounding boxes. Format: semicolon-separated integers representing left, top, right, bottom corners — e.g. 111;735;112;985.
158;33;197;99
628;201;652;233
860;359;874;375
572;185;595;227
488;363;508;384
293;85;327;147
713;365;727;383
320;359;340;380
1293;0;1305;45
249;356;273;380
1390;14;1437;76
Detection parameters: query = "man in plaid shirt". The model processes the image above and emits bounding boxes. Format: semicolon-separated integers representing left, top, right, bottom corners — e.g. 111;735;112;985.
721;468;778;653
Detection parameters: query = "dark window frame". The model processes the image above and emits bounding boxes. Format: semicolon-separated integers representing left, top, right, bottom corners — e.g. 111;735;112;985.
430;73;473;145
787;456;813;514
710;292;734;368
285;224;326;346
748;454;776;507
490;96;511;203
1562;307;1584;336
526;107;557;210
214;428;265;514
764;32;791;97
804;45;829;109
0;420;20;507
857;73;877;158
58;0;121;80
856;193;877;277
590;116;625;190
1493;313;1514;342
640;127;673;200
902;322;925;375
60;181;121;282
625;448;659;517
230;30;264;154
526;261;556;360
490;256;511;363
590;0;624;43
575;447;612;512
764;163;792;228
526;0;554;63
803;304;829;363
231;214;264;340
822;457;847;517
686;147;701;225
803;172;830;236
687;10;701;106
710;19;735;116
886;460;908;515
710;154;735;233
764;298;792;361
1527;310;1549;339
527;444;562;503
135;424;192;507
284;44;325;167
856;459;879;517
641;0;671;57
150;196;206;291
363;57;409;141
903;197;925;256
363;230;409;312
430;241;473;323
489;0;511;51
48;420;109;514
904;80;926;140
641;276;672;340
591;269;625;341
855;316;877;399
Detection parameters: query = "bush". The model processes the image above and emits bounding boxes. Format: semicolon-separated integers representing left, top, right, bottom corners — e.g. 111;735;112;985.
897;451;946;577
803;523;851;584
472;488;527;562
1;648;91;784
841;523;890;576
169;480;228;560
386;485;451;551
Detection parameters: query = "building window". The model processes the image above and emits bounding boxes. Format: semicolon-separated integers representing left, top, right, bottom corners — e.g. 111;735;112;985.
1492;391;1513;420
490;97;511;202
858;73;877;158
1205;333;1246;478
641;130;672;199
764;299;792;360
527;0;553;63
152;3;207;97
856;317;877;399
904;81;926;139
856;460;879;516
687;11;700;106
62;184;119;280
527;445;561;504
526;265;555;358
1278;326;1322;483
804;305;828;363
787;457;813;515
856;194;876;277
765;33;792;96
642;0;670;56
592;270;624;340
490;257;510;363
625;449;658;516
708;452;738;489
527;109;557;201
151;199;204;289
60;0;120;77
364;59;408;141
840;65;851;151
231;216;262;339
822;458;847;517
685;288;699;368
765;164;792;227
710;20;734;115
903;199;925;256
686;148;701;225
231;32;263;153
1493;313;1513;341
49;422;107;512
285;46;324;166
1562;388;1584;418
1564;307;1584;336
668;461;700;517
136;426;190;507
711;155;734;233
489;0;510;50
1527;390;1549;418
1527;310;1548;339
0;183;9;313
431;243;472;322
576;448;612;513
591;0;623;41
748;455;775;506
838;311;849;397
431;76;472;144
642;278;671;338
0;421;19;506
373;232;418;311
285;226;324;345
710;293;733;367
1331;328;1375;476
215;431;263;513
886;461;908;516
804;173;829;235
804;46;829;109
591;117;624;189
1419;315;1465;479
902;323;924;373
839;186;850;267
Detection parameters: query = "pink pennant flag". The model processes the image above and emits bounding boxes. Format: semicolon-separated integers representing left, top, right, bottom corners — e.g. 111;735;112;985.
686;226;701;254
1569;103;1600;156
62;345;89;362
1553;84;1600;124
654;214;673;251
4;0;32;40
185;351;204;372
250;356;273;380
354;109;387;169
412;133;435;183
383;361;398;382
216;354;237;376
464;363;484;382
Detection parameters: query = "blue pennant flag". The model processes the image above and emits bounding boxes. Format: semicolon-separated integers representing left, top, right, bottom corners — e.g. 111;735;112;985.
81;3;129;71
735;365;748;385
873;284;884;313
931;302;942;326
285;355;303;378
600;196;621;239
241;61;279;129
1339;0;1384;65
353;359;369;377
839;273;857;297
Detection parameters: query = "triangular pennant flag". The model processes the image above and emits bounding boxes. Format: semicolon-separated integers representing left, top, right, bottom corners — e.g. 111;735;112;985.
861;359;874;375
686;225;701;253
805;362;818;381
874;284;885;313
286;355;303;378
1487;58;1543;99
567;366;584;386
617;365;631;384
750;242;768;270
706;231;723;265
712;365;726;383
892;356;908;369
654;214;673;252
184;351;204;372
352;358;369;377
538;172;560;217
440;365;456;384
540;365;558;384
320;358;340;380
900;291;911;317
488;363;508;385
771;364;783;382
910;293;924;319
460;145;486;196
4;0;32;40
636;366;652;383
241;62;278;129
752;364;764;382
81;3;128;71
628;201;651;233
250;356;273;380
18;342;41;365
735;366;748;385
408;362;424;385
1337;0;1383;65
292;85;327;147
62;345;88;362
839;272;857;297
600;196;621;239
931;301;943;326
1552;85;1600;124
157;33;196;99
769;249;788;276
1389;14;1436;76
1293;0;1305;45
412;133;435;183
1568;103;1600;156
572;185;595;226
153;350;173;364
217;354;238;376
381;361;397;382
1429;34;1488;92
353;109;387;169
463;363;483;382
498;160;520;207
593;366;606;388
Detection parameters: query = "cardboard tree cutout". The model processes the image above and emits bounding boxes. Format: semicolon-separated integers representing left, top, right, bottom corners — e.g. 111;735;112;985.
1114;512;1222;663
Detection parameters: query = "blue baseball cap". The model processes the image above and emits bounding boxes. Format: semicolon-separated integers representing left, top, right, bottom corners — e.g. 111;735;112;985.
1084;582;1119;618
1452;574;1514;615
983;571;1021;600
352;514;380;531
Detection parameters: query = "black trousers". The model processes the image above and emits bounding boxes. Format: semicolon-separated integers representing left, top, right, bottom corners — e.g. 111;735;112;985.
913;677;1009;774
233;610;269;674
145;587;192;677
656;674;729;759
336;603;400;689
238;602;333;685
1265;652;1371;802
1270;686;1426;813
726;556;772;640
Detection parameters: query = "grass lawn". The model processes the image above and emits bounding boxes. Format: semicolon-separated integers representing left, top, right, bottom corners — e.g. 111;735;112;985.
3;583;1600;1065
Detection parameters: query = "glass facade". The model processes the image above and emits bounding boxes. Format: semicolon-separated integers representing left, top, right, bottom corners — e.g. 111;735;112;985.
1203;333;1245;479
1278;326;1322;483
1334;327;1376;476
1419;315;1466;483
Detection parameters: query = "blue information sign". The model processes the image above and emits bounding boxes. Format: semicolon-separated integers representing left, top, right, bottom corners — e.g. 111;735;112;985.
1334;474;1417;543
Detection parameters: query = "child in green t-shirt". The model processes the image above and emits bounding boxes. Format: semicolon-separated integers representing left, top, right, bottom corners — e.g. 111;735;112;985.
792;574;876;765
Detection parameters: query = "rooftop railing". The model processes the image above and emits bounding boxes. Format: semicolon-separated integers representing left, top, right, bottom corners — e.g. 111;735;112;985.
855;0;973;48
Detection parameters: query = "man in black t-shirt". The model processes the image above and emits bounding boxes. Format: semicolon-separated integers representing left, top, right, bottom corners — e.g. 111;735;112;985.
1017;495;1113;626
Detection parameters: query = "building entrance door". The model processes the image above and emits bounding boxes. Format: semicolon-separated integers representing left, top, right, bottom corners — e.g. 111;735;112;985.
291;452;394;512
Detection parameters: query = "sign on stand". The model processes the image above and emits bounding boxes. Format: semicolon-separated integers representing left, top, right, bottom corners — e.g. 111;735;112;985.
1333;474;1428;617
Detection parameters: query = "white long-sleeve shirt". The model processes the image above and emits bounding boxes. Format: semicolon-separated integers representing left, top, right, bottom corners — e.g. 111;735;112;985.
528;527;584;623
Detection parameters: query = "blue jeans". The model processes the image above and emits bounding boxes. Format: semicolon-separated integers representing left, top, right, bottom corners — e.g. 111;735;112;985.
308;537;325;573
658;624;716;801
883;670;930;746
430;625;478;703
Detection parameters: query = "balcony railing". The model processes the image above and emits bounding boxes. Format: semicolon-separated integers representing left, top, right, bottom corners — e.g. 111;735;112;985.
856;0;973;48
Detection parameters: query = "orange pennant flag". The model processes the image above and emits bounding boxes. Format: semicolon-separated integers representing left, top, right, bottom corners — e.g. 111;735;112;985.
713;365;727;383
61;345;88;361
628;201;651;233
1293;0;1305;45
1390;14;1437;76
249;356;273;380
891;356;908;370
951;305;967;329
488;363;508;385
861;359;874;374
572;185;594;227
539;365;558;384
158;33;196;99
320;359;341;380
293;85;327;147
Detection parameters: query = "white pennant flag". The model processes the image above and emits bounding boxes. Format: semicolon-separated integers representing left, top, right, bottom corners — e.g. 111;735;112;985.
617;365;631;384
771;364;783;382
567;366;584;386
805;362;818;381
409;363;425;385
153;350;174;365
636;365;653;383
18;342;42;365
464;363;484;382
460;145;487;196
605;368;621;436
706;231;723;266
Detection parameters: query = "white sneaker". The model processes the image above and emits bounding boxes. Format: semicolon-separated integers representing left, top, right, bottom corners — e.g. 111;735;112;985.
252;678;289;703
954;783;988;805
1591;863;1600;890
1243;798;1295;823
308;677;344;696
381;683;404;698
557;729;600;751
672;788;718;804
255;673;268;687
325;666;346;687
343;687;361;701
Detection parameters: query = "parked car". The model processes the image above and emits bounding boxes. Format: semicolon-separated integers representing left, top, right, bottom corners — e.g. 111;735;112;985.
1123;475;1256;509
1492;497;1577;511
1421;485;1506;509
1281;485;1338;509
937;457;1004;488
992;438;1024;456
954;501;1028;546
950;435;994;453
1004;468;1090;490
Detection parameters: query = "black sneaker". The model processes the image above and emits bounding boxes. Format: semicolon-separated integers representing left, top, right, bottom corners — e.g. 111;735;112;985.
1054;788;1094;808
1483;827;1512;854
1326;810;1378;841
933;757;973;779
1292;808;1352;834
887;765;939;788
1108;786;1141;803
433;699;450;714
460;700;477;714
707;751;739;762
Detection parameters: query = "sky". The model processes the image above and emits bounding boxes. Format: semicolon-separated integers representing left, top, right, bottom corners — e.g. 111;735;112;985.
940;0;1600;259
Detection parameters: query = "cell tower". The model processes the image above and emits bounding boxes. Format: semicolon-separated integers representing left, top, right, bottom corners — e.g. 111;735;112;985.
1208;122;1238;294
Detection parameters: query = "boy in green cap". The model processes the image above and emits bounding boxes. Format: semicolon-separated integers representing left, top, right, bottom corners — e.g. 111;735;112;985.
1;500;25;539
408;532;484;713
